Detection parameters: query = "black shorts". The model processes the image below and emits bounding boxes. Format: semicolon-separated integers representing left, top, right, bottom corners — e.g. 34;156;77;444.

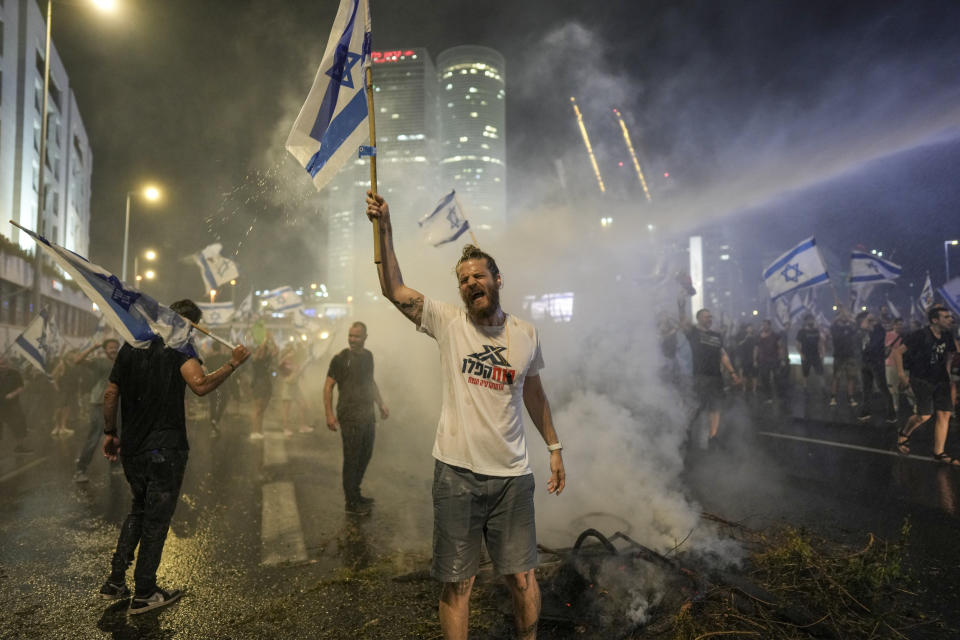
694;375;724;412
911;378;952;415
801;356;824;377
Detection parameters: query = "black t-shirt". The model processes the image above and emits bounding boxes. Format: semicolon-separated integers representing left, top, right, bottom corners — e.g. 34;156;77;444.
327;348;376;422
796;327;821;359
0;366;24;407
685;327;723;377
756;332;781;366
904;327;956;382
109;339;193;456
737;334;758;361
831;321;857;359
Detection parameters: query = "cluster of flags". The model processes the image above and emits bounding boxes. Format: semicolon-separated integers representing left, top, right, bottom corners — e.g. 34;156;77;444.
10;309;61;373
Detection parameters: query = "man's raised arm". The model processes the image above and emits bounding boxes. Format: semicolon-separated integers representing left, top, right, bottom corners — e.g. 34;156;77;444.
366;191;425;326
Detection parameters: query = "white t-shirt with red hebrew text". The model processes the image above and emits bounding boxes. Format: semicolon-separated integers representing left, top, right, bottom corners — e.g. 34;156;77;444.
418;297;544;476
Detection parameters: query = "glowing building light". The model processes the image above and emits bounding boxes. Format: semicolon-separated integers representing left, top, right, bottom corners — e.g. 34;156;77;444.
570;97;605;194
612;108;652;202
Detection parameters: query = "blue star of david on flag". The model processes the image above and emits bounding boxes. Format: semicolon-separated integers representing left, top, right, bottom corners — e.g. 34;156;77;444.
763;237;830;301
326;49;362;89
849;251;902;284
780;263;803;283
419;190;471;247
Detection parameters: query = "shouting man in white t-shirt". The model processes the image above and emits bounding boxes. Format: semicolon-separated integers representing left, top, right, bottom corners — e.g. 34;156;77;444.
366;191;565;640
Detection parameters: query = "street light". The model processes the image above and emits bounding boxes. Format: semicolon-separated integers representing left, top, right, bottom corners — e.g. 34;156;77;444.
144;270;156;280
31;0;115;310
945;240;959;281
122;185;161;281
133;248;157;284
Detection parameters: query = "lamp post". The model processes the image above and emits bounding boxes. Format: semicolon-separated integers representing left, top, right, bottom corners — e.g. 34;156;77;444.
30;0;116;312
945;240;959;282
122;186;160;281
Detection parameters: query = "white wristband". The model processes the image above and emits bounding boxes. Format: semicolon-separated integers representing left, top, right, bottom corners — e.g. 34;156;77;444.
547;442;563;452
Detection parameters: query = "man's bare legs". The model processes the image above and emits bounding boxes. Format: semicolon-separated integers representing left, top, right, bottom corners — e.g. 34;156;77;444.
932;410;955;458
505;569;540;640
439;577;474;640
708;410;721;439
898;413;930;453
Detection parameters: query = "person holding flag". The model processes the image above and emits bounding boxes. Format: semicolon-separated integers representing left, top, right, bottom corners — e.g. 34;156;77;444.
99;300;250;613
366;191;564;640
0;354;32;454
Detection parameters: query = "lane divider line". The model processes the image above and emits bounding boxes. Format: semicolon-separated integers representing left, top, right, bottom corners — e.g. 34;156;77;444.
0;456;49;483
261;481;308;566
757;431;939;463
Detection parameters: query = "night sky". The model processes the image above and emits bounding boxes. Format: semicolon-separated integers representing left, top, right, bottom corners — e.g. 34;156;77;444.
50;0;960;302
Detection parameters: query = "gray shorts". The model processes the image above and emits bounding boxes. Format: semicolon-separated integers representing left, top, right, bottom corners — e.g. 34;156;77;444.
431;460;537;582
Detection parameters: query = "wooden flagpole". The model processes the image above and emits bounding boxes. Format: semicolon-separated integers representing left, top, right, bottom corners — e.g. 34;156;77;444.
452;193;480;247
365;65;381;264
190;322;235;349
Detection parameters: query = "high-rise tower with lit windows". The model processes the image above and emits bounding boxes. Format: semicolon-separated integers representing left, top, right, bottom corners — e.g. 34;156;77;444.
436;46;506;231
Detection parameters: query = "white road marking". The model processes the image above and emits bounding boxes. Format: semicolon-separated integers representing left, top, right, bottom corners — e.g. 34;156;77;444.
261;481;308;566
757;431;941;463
0;456;49;483
263;432;288;467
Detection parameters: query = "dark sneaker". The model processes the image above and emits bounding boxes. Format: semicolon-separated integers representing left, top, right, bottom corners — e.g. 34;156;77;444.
357;495;375;505
129;587;182;615
73;471;90;484
99;581;131;600
345;502;371;516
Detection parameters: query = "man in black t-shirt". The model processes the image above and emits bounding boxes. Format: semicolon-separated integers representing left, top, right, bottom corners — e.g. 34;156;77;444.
830;311;859;407
856;311;896;423
893;306;959;465
324;321;389;514
0;355;32;454
682;307;740;449
99;300;250;614
796;314;824;387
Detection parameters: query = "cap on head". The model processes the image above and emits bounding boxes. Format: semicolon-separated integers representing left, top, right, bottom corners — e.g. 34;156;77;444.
169;299;202;324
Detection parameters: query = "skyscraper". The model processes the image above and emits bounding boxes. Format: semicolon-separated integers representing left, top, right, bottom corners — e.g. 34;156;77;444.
437;46;506;231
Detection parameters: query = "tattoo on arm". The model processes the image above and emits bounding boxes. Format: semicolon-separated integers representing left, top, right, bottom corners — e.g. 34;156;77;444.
393;294;423;325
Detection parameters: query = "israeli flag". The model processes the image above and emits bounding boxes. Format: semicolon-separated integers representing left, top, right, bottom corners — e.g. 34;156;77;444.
261;286;303;312
193;243;240;292
886;299;901;320
849;251;901;284
789;293;808;322
419;191;471;247
11;223;199;359
236;291;254;320
938;277;960;316
919;274;935;310
762;237;830;302
772;297;791;331
911;297;926;323
286;0;372;191
11;310;58;373
197;302;235;327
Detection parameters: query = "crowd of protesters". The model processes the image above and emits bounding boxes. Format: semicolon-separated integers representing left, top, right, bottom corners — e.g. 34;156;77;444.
661;297;960;464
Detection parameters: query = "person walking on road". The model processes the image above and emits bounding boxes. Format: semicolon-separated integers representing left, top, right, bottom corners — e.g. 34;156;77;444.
99;300;250;614
366;191;566;640
0;354;33;454
894;306;959;465
324;321;388;515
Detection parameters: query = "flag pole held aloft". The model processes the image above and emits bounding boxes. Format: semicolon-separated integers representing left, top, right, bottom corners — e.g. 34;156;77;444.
366;63;381;264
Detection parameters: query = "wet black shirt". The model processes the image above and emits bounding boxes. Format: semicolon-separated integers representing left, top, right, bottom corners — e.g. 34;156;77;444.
109;340;194;456
685;327;723;378
904;327;956;383
327;348;376;423
831;321;857;359
796;327;821;359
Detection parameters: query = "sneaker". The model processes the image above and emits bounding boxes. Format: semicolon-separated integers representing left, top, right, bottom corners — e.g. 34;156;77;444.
829;397;838;407
249;432;264;441
345;502;372;516
357;495;375;505
849;399;859;407
99;580;131;600
128;587;182;615
857;414;872;422
73;471;89;483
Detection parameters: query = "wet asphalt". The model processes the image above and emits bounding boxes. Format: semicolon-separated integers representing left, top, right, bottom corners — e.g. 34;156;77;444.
1;380;959;639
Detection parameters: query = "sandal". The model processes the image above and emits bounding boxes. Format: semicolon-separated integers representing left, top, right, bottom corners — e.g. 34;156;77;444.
896;430;912;455
933;452;960;467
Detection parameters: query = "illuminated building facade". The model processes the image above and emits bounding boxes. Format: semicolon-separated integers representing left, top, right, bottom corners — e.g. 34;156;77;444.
437;46;506;231
0;0;93;258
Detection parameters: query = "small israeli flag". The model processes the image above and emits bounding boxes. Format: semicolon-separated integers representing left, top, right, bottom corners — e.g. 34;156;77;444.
286;0;372;191
886;299;902;320
938;277;960;316
260;286;304;312
919;274;935;310
11;222;199;359
12;310;58;373
762;237;830;302
193;243;240;292
849;251;901;284
419;190;471;247
196;302;235;327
